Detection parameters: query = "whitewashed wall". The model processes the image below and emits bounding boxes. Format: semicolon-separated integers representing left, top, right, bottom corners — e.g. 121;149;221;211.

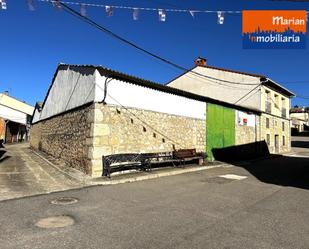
32;108;41;123
0;104;27;124
95;71;206;120
236;110;256;127
167;67;262;111
39;66;96;120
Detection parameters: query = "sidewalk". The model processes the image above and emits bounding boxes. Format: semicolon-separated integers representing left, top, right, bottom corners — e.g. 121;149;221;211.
0;143;85;201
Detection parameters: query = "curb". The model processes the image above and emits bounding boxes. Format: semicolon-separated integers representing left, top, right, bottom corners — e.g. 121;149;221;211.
31;149;232;186
90;164;233;186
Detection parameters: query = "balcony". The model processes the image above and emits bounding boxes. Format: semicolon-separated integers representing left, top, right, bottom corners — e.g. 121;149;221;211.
282;108;287;118
265;101;271;114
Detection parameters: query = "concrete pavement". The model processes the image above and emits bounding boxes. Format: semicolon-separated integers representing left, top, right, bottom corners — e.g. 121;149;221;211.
0;143;84;201
0;136;309;249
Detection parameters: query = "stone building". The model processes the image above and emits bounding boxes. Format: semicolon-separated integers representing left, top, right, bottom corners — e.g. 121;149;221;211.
31;64;261;177
0;92;34;143
167;57;294;154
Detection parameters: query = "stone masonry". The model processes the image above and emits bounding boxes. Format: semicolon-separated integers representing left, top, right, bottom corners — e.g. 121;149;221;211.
31;103;206;177
30;104;94;174
259;113;290;153
235;115;260;146
88;103;206;177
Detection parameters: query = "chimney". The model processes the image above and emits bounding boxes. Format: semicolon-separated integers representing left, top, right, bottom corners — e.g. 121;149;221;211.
195;57;207;67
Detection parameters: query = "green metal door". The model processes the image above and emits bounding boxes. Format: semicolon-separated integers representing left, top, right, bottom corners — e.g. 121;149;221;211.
206;103;235;160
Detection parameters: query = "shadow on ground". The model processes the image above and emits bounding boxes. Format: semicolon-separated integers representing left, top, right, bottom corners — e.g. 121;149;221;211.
212;141;309;190
291;141;309;148
0;150;10;163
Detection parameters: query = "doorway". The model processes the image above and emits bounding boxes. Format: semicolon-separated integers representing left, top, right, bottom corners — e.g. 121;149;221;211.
275;135;279;153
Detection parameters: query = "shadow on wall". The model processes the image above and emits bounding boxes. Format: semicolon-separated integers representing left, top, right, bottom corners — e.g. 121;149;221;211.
212;141;270;162
211;141;309;190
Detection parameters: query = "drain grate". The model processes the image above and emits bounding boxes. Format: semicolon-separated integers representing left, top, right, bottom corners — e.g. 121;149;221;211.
35;215;74;229
51;197;79;205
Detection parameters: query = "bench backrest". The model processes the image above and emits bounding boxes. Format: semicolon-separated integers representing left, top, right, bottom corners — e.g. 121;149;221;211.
173;149;197;159
104;153;143;166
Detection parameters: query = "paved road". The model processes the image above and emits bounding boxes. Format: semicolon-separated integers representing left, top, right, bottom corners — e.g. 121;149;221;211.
0;137;309;249
0;143;82;201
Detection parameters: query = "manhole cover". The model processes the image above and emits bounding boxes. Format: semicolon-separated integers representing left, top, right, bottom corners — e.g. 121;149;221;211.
35;215;74;229
51;197;79;205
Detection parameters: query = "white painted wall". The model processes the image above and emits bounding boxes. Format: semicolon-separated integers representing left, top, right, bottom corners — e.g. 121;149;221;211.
236;110;256;127
95;71;206;119
167;67;262;111
32;108;41;123
0;104;27;124
40;66;96;120
38;66;207;122
0;93;34;115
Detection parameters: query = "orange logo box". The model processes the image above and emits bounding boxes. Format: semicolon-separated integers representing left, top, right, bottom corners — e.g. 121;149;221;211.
242;10;307;49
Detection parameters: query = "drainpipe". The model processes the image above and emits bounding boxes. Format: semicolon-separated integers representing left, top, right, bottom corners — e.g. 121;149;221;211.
101;77;113;104
4;120;9;144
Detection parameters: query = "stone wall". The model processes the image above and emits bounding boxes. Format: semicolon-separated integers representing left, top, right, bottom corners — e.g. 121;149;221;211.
89;103;206;177
235;111;260;147
30;104;94;174
259;113;290;153
235;125;257;145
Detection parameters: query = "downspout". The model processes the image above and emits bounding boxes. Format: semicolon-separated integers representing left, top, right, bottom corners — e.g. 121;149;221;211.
101;76;113;104
4;120;9;144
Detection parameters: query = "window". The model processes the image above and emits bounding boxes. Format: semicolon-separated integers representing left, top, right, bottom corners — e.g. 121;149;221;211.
266;134;270;145
283;136;286;146
281;97;286;109
266;118;270;128
282;122;285;131
266;90;271;100
274;94;279;108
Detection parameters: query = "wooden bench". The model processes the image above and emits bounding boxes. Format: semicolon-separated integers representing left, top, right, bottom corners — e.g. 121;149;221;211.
173;149;206;165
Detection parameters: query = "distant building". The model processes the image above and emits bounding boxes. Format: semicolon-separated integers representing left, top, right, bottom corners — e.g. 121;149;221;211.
0;92;34;143
290;107;309;133
167;57;295;154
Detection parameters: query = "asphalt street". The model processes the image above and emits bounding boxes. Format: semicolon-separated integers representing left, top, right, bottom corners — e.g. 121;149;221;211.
0;137;309;249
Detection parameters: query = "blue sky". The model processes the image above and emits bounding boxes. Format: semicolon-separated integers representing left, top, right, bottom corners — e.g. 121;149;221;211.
0;0;309;106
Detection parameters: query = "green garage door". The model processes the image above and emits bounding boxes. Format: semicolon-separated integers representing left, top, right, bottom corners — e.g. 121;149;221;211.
206;103;235;160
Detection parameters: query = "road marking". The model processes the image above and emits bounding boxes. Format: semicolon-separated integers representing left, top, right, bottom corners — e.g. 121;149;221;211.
218;174;247;180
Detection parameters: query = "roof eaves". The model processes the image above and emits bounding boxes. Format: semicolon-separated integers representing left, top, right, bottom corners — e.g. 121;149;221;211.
263;78;295;97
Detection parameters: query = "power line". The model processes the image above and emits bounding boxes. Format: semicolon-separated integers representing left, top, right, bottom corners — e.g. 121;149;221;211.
295;95;309;100
50;0;260;86
234;84;262;105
